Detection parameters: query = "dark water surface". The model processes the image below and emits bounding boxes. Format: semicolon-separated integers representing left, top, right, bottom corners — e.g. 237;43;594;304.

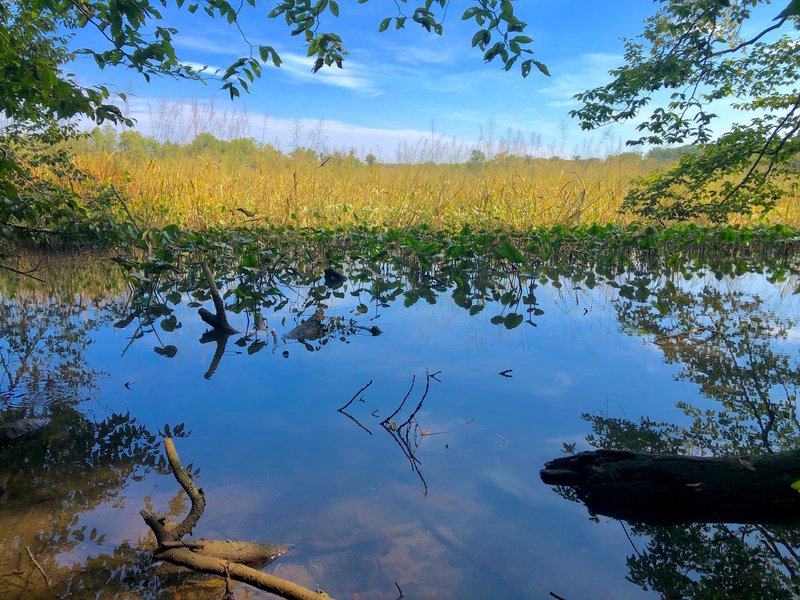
2;248;800;599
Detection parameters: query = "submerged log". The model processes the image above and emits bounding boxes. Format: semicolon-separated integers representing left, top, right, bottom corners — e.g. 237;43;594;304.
155;539;291;568
540;449;800;525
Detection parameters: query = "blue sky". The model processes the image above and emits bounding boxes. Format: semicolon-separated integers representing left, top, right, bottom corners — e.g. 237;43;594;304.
67;1;779;160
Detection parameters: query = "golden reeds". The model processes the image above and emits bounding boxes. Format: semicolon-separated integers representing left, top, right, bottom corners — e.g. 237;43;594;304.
69;129;800;230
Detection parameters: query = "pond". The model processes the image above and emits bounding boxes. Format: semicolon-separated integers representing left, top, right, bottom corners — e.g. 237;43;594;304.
2;236;800;599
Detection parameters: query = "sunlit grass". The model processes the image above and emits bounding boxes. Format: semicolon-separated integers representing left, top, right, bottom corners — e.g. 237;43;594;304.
69;129;800;231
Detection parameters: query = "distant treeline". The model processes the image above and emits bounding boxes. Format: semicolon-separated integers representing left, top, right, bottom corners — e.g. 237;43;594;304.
71;126;701;167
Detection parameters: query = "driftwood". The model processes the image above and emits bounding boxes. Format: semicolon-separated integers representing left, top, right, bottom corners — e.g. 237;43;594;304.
540;449;800;525
284;307;383;341
140;438;331;600
198;261;238;335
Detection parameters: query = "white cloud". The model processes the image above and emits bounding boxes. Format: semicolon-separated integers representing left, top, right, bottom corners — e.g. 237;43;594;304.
380;40;463;66
275;52;381;95
174;34;239;56
537;52;622;104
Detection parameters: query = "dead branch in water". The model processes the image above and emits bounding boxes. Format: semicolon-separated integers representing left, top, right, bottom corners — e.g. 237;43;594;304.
140;438;331;600
338;379;374;435
198;261;238;335
342;371;441;496
25;547;50;593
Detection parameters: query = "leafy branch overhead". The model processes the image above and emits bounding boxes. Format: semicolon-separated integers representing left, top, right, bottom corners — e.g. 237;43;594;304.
571;0;800;221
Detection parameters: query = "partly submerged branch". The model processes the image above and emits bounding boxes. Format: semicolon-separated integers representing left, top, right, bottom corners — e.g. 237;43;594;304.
163;437;205;539
140;437;330;600
541;449;800;525
198;261;238;335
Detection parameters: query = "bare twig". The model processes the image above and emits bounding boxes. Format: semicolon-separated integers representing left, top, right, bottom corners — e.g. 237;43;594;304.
382;374;415;426
339;379;373;412
25;547;50;592
337;379;374;434
398;371;434;431
0;262;45;283
338;407;373;436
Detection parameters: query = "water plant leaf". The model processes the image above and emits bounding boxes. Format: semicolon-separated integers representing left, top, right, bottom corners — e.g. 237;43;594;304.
495;242;525;264
504;313;524;329
160;315;181;331
154;345;178;358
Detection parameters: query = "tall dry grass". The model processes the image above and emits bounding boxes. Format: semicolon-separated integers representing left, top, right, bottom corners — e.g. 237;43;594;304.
69;123;800;231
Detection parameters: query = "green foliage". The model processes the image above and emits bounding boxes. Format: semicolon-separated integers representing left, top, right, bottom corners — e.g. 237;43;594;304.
0;2;128;131
3;0;800;249
572;0;800;221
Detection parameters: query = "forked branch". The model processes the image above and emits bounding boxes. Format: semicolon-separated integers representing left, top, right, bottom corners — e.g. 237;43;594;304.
140;438;330;600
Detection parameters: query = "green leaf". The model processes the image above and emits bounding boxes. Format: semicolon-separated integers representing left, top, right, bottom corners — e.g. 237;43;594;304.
496;241;525;263
379;17;391;32
533;60;550;76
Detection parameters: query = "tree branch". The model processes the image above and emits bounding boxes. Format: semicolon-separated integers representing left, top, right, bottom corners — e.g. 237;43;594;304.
714;17;788;57
141;438;331;600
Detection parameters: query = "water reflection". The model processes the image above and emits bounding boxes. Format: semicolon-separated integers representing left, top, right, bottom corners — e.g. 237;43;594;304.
542;271;800;597
339;372;442;496
0;258;197;598
2;245;800;597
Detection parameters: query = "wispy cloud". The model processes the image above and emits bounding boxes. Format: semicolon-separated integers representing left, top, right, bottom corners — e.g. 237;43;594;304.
174;34;239;56
537;52;621;105
380;40;463;66
275;52;381;95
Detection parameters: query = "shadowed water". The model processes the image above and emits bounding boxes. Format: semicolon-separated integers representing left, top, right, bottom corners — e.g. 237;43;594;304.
2;246;800;599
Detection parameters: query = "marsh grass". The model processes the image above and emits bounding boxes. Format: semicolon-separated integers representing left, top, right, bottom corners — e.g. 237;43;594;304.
69;127;800;231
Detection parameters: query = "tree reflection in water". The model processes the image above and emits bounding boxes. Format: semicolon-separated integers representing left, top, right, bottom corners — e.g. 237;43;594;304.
555;275;800;598
5;243;800;597
0;265;210;598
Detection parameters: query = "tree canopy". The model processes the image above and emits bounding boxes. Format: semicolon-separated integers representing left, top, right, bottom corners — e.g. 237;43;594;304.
1;0;799;235
573;0;800;221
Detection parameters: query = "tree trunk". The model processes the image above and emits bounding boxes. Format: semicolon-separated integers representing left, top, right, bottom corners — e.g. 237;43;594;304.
540;449;800;525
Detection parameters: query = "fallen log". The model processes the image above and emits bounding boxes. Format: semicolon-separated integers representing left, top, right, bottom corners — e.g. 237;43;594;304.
540;449;800;525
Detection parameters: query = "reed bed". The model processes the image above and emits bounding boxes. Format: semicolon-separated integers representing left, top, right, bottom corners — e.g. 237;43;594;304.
69;129;800;231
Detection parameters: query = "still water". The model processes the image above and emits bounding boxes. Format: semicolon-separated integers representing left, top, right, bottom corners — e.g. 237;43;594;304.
1;247;799;599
